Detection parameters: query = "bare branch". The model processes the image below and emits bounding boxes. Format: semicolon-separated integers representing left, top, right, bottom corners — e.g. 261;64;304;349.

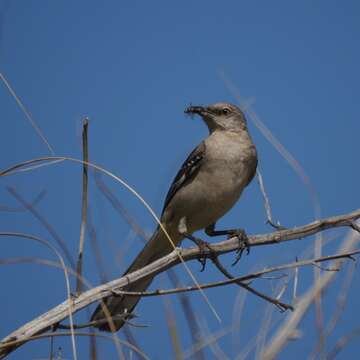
210;256;293;312
0;209;359;358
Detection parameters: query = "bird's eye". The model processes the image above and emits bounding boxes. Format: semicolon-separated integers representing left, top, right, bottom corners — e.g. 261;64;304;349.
222;108;230;115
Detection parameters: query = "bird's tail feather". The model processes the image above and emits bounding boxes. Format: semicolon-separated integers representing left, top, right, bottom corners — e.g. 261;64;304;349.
91;226;179;331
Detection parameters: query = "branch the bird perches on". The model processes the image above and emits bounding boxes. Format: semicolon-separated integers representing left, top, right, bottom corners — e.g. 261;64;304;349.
0;208;359;358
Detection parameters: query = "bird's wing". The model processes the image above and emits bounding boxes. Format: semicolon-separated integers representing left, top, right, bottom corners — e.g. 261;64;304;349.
245;156;258;187
161;141;206;215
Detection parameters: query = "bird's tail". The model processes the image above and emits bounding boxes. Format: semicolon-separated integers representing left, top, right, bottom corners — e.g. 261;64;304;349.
91;226;180;331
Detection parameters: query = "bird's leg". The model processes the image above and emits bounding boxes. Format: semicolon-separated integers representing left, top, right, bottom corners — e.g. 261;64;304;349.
205;223;250;265
178;217;213;271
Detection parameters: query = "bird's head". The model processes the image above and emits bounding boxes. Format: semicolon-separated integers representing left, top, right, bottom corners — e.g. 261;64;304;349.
185;102;247;133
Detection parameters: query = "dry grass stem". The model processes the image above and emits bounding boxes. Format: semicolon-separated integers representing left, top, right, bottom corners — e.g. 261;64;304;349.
0;70;54;154
76;118;89;294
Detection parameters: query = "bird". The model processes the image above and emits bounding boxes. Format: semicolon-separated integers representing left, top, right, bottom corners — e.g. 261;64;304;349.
91;102;258;331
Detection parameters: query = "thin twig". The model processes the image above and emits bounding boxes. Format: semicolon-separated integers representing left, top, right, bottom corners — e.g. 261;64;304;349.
0;189;46;212
86;308;98;360
94;170;149;240
56;314;138;330
194;317;229;360
182;326;232;360
256;170;285;230
88;209;108;283
293;264;299;302
210;256;293;312
76;118;89;294
0;70;54;154
6;187;75;269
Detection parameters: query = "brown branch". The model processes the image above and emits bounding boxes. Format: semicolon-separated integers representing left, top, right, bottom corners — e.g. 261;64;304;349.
0;208;359;358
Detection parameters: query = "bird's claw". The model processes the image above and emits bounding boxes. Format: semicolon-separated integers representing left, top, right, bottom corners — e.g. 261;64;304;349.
190;237;214;271
196;238;213;271
230;229;250;266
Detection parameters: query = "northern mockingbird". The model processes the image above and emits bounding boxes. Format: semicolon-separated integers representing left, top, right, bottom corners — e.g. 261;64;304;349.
91;102;258;331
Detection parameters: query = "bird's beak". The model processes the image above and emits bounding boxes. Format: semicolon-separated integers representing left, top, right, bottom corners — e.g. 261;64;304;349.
184;106;208;116
185;105;217;133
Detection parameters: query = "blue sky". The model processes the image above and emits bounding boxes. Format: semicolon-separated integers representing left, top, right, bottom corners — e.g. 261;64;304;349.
1;1;360;359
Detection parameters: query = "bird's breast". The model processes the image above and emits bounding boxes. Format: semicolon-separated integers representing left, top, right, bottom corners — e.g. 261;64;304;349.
163;130;257;234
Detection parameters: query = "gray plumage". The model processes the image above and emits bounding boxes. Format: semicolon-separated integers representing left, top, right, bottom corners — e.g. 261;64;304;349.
91;102;258;331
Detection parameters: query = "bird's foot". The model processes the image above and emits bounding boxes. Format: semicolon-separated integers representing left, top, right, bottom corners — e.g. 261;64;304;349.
186;234;214;271
229;229;250;266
